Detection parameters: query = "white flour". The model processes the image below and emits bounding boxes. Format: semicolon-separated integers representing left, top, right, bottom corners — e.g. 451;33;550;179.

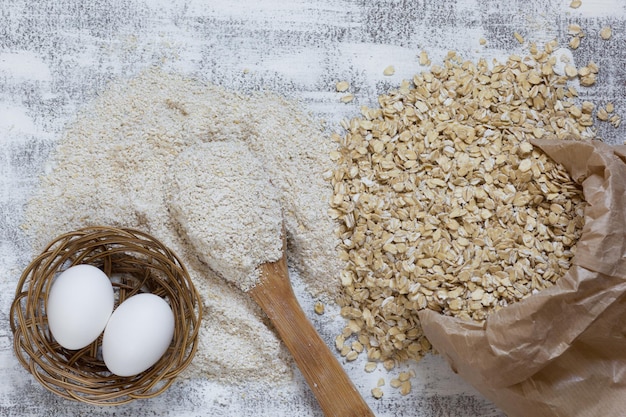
168;140;283;292
22;68;342;384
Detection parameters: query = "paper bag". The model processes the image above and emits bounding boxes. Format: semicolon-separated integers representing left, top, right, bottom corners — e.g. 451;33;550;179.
418;139;626;417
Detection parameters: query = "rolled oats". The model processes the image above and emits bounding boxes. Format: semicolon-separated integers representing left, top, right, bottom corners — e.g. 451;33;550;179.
329;41;588;365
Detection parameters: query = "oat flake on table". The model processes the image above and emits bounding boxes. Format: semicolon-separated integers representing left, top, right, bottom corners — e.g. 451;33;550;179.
22;68;343;384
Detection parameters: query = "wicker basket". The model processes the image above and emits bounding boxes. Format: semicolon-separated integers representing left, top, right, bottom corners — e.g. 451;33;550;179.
9;226;202;405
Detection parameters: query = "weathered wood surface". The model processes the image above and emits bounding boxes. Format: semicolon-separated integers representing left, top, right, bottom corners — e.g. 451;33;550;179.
1;0;624;415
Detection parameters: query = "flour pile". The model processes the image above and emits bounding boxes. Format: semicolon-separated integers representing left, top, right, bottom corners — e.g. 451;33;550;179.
22;69;342;384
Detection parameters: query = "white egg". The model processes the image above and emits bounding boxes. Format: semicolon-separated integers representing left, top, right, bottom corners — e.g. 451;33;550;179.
102;293;175;377
47;264;115;350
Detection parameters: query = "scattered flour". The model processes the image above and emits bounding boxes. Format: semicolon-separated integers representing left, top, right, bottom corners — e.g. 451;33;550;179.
22;68;342;384
168;141;283;292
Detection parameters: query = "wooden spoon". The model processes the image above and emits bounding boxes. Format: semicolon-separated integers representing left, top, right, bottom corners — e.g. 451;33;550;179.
168;141;375;417
250;247;375;417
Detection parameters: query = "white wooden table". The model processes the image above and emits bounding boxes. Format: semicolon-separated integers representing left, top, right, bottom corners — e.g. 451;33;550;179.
1;0;623;415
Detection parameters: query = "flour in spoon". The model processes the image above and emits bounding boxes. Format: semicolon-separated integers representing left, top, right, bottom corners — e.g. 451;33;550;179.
168;141;283;292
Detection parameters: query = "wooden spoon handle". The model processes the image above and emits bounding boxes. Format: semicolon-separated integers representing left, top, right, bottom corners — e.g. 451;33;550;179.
250;258;375;417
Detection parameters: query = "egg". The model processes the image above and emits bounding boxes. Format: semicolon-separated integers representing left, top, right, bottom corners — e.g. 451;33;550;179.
47;264;115;350
102;293;175;377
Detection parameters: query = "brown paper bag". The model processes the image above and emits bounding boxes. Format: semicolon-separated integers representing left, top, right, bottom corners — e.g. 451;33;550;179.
418;139;626;417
